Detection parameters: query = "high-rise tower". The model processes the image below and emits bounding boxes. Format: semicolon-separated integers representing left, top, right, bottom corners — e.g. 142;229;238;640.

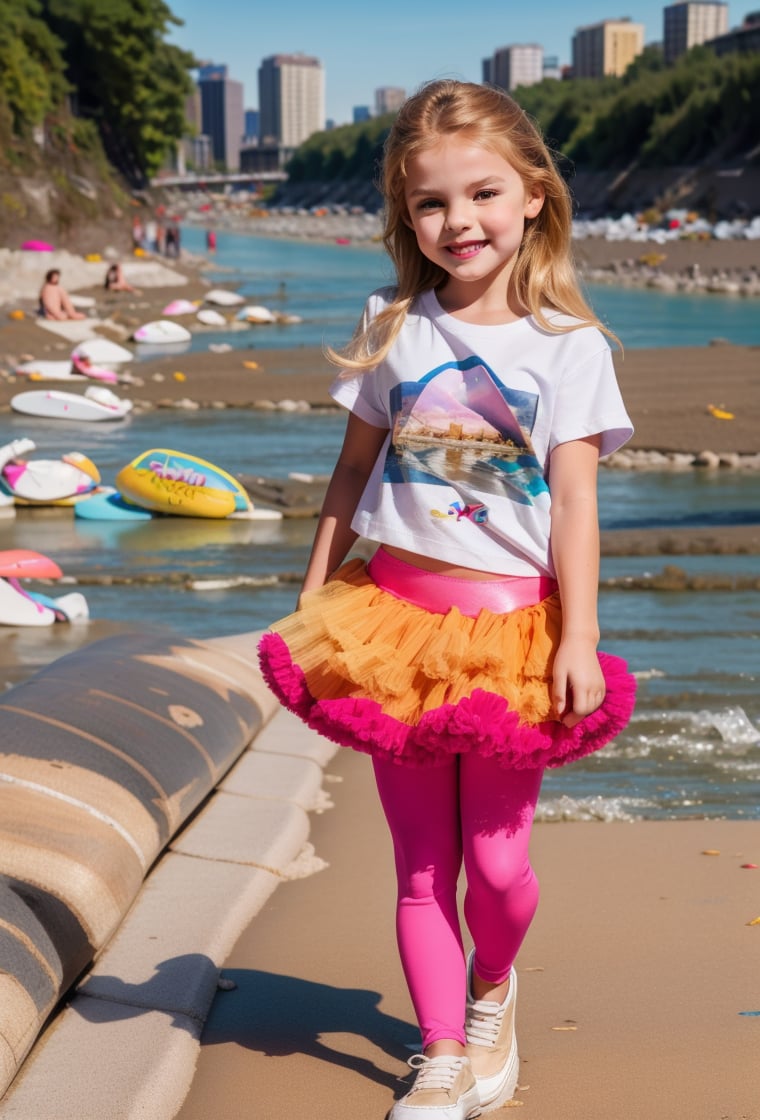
197;64;244;171
258;54;324;150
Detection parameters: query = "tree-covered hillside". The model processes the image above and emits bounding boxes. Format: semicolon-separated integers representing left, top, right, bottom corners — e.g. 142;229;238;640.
286;47;760;184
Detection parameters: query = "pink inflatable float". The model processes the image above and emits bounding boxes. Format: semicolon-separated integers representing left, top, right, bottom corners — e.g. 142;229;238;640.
21;240;55;252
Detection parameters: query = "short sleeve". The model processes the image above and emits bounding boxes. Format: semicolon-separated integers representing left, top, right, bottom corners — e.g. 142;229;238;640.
549;340;633;459
328;289;392;429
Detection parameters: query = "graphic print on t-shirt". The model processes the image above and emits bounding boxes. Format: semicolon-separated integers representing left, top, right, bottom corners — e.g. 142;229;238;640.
383;356;549;511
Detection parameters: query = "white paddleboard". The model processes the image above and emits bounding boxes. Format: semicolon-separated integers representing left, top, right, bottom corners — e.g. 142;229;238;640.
72;339;134;365
14;360;80;381
196;308;227;327
10;387;132;422
133;319;192;344
204;288;245;307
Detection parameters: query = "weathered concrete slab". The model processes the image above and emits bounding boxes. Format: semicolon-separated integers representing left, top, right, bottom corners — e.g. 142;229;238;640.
0;629;271;1097
0;709;340;1118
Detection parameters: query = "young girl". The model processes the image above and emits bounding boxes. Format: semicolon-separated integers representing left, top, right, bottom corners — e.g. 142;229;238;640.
258;79;636;1120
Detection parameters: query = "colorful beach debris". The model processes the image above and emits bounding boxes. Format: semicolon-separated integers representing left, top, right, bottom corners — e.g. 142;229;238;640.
115;448;253;518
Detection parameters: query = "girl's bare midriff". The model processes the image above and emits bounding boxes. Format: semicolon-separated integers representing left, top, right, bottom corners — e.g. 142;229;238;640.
382;544;513;581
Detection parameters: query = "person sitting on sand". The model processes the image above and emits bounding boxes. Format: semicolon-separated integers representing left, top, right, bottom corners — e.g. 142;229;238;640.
104;262;140;294
38;269;86;321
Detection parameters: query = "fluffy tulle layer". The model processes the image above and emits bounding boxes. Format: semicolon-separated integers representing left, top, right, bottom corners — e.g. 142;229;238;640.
258;558;637;770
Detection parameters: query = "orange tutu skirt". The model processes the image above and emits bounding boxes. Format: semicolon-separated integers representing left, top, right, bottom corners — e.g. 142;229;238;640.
258;557;636;769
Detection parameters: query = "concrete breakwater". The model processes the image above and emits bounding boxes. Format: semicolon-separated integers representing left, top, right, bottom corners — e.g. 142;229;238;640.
0;629;276;1096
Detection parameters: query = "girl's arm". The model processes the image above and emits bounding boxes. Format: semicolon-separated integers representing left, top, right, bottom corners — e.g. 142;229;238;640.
300;411;389;598
548;434;606;728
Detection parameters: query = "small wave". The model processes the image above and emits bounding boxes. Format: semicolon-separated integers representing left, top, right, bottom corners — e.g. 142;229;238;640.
693;706;760;746
535;794;654;823
632;667;667;680
629;705;760;748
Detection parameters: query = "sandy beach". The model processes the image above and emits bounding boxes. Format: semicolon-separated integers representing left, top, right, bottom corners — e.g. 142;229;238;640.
176;746;760;1120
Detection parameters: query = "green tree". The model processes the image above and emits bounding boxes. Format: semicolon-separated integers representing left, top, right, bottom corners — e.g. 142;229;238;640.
0;0;69;135
42;0;196;183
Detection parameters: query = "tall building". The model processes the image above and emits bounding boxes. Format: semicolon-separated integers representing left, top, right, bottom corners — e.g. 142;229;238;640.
197;64;244;171
258;54;324;150
572;18;645;77
664;2;729;62
375;87;406;115
353;105;371;123
483;44;544;91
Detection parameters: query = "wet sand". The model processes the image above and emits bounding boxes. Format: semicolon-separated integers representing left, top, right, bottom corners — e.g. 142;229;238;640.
176;747;760;1120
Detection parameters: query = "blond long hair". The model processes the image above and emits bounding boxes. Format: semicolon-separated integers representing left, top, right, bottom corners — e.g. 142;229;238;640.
331;79;615;371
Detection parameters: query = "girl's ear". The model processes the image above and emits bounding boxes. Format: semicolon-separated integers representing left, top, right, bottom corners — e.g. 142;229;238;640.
524;187;545;220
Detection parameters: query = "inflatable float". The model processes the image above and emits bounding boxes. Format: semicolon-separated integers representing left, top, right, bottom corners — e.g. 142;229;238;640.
196;308;227;327
115;449;253;518
236;305;276;324
21;240;54;252
0;439;100;504
11;386;132;422
133;320;192;344
204;288;244;307
0;550;88;625
74;487;154;521
162;299;198;316
71;339;133;366
14;360;77;381
71;355;119;384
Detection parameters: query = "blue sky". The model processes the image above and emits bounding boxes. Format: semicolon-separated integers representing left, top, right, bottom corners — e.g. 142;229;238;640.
168;0;735;124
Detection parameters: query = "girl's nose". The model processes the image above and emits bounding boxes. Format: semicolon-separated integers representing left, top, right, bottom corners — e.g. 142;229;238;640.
444;204;472;232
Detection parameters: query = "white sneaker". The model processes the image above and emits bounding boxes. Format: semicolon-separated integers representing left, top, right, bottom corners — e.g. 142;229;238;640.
390;1054;481;1119
464;951;519;1112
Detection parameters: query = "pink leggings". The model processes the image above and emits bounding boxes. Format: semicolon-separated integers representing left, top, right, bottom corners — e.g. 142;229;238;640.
373;753;543;1049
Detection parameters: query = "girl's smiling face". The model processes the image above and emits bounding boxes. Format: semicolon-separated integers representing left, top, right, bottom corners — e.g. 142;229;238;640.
403;136;544;316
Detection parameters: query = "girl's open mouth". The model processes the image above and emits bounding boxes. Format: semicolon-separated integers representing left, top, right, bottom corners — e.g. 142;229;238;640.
446;241;487;259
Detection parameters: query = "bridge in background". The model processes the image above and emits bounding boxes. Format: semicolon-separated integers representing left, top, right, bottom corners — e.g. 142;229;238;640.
152;171;287;190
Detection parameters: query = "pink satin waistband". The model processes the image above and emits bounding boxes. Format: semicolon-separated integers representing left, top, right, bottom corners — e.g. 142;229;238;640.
366;548;558;618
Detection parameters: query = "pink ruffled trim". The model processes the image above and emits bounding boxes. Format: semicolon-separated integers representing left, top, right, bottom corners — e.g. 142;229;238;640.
258;633;636;770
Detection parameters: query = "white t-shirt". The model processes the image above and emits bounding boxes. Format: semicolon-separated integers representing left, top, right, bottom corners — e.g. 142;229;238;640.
330;287;633;578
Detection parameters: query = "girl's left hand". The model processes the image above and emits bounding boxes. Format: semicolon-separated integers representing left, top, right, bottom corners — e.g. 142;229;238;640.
552;637;606;728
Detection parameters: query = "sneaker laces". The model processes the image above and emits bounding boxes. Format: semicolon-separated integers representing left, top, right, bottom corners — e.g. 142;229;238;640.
407;1053;468;1093
465;998;506;1048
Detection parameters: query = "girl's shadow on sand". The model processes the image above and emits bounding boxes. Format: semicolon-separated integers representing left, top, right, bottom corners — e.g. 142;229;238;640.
204;967;418;1091
75;957;417;1093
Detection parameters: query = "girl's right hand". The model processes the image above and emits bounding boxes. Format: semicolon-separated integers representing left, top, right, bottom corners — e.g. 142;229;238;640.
552;636;606;727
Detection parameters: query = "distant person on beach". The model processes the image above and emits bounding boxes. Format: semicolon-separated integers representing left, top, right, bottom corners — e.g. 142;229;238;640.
132;216;145;250
38;269;86;321
144;218;158;252
206;229;217;252
104;263;140;294
165;223;181;258
258;80;636;1120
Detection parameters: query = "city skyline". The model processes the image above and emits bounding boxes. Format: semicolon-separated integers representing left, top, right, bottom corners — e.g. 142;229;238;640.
168;0;733;125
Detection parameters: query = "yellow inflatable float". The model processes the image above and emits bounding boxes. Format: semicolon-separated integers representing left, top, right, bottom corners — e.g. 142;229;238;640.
115;449;252;518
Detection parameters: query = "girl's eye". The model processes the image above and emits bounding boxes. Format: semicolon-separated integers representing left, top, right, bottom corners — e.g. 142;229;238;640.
417;198;442;211
475;189;497;201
